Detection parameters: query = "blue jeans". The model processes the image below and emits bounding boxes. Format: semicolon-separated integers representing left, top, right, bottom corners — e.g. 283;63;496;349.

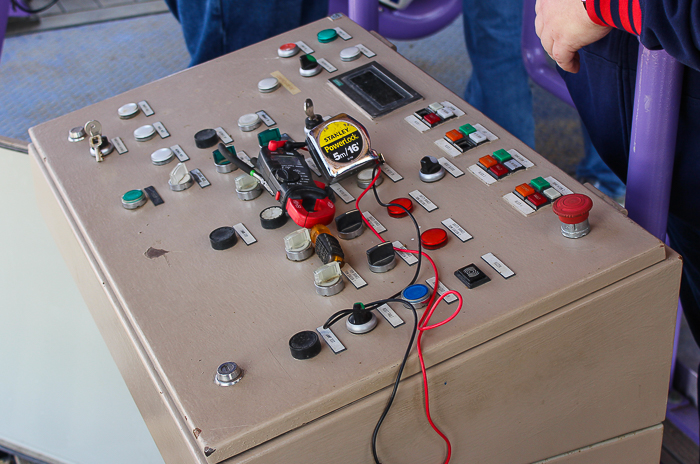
462;0;535;149
577;126;627;198
164;0;328;66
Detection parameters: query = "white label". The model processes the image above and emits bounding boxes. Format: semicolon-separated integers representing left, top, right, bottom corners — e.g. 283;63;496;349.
363;211;386;233
507;149;534;168
441;218;472;242
468;164;497;185
138;100;154;116
112;137;127;154
189;168;211;188
233;223;257;245
329;12;343;20
377;304;405;327
342;265;367;289
545;176;574;195
237;150;254;168
305;157;322;177
170;144;189;162
316;326;346;354
392;241;419;266
330;183;354;203
425;277;458;304
153;122;170;139
481;252;515;279
434;139;462;158
438;157;464;177
355;44;376;58
296;41;314;54
256;110;276;127
503;192;535;216
334;27;352;40
440;101;465;117
409;190;438;212
473;123;498;141
316;58;337;73
215;127;233;145
405;115;430;132
382;164;403;182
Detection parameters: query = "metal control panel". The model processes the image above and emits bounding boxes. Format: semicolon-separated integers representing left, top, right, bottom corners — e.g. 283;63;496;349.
29;15;679;464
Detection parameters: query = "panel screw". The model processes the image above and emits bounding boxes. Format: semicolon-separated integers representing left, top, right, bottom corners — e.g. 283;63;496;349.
214;362;244;386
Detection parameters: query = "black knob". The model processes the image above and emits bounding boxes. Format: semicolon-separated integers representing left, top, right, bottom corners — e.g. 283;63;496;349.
194;128;219;149
366;241;397;273
289;331;322;360
335;209;364;240
300;54;319;71
349;302;372;326
275;168;301;184
209;226;237;250
420;156;442;174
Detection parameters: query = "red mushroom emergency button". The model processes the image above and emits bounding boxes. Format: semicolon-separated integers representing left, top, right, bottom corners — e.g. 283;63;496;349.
552;193;593;239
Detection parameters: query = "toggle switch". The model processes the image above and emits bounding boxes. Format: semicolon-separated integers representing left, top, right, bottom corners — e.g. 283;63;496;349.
299;54;322;77
419;156;446;183
366;241;397;273
168;163;194;191
335;209;365;240
284;228;315;261
552;193;593;239
346;302;377;334
236;174;263;201
314;261;345;296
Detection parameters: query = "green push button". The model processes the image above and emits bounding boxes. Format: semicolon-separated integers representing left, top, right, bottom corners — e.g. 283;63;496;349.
258;128;281;148
530;176;551;192
213;147;233;165
492;149;512;163
458;124;476;136
317;29;338;43
121;189;146;210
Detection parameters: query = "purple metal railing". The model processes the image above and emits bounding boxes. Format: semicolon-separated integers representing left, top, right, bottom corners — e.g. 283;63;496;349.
330;0;460;40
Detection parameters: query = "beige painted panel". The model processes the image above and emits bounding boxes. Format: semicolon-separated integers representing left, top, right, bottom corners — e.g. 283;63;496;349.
218;253;679;463
28;15;673;463
536;425;663;464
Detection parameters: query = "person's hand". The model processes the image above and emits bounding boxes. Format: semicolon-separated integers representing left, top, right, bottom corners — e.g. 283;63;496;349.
535;0;613;73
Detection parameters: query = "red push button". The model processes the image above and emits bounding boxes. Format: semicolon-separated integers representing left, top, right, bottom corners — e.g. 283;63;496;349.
526;192;548;209
488;163;509;179
552;193;593;224
420;228;448;250
423;113;441;127
387;197;414;218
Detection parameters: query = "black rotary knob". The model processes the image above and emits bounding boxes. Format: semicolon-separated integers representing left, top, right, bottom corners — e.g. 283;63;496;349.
419;156;446;183
289;331;322;360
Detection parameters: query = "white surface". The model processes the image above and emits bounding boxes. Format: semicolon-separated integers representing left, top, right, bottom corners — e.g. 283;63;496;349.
0;147;164;464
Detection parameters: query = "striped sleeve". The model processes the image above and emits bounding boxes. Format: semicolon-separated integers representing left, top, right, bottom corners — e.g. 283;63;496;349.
586;0;642;35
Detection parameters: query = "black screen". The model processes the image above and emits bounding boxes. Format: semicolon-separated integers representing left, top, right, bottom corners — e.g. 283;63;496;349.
349;71;404;107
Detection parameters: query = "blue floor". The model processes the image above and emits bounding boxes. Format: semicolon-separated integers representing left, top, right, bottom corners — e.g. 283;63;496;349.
0;13;189;142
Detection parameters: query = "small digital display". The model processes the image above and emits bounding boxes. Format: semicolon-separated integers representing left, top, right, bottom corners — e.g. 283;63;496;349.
330;62;422;118
349;71;404;107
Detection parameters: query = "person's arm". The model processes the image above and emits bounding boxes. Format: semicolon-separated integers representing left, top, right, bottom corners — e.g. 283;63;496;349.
586;0;700;71
536;0;700;72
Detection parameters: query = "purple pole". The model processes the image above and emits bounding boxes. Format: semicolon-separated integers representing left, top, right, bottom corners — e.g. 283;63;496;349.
521;0;575;107
625;45;683;238
348;0;379;32
0;0;10;62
